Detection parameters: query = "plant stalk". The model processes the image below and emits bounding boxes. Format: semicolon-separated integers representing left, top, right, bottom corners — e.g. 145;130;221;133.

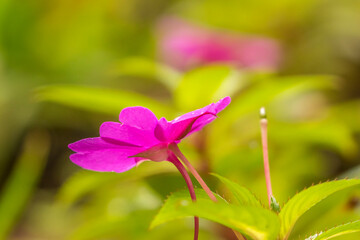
260;108;273;207
169;144;246;240
169;143;217;202
168;153;199;240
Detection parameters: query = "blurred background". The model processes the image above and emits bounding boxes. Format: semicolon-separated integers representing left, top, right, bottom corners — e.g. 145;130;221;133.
1;0;360;239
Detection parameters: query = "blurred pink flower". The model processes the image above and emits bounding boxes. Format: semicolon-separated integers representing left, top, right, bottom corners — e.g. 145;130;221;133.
157;18;282;71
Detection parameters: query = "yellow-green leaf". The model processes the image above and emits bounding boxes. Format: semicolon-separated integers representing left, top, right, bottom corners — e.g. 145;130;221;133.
279;179;360;239
307;221;360;240
212;173;262;207
151;189;280;240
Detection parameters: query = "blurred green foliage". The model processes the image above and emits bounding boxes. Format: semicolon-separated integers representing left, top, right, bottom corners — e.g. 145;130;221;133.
1;0;360;239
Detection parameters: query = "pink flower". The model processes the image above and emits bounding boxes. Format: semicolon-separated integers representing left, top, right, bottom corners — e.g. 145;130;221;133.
69;96;230;173
69;97;230;240
157;17;282;71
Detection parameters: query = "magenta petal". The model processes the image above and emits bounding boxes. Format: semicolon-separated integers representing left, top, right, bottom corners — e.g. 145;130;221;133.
170;113;216;140
154;117;170;142
173;97;230;123
119;106;158;130
68;137;123;152
168;97;231;140
132;143;169;162
70;149;142;173
100;122;159;147
210;96;231;113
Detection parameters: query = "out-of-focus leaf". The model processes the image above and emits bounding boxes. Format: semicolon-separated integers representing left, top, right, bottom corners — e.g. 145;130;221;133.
222;75;336;124
69;210;155;240
179;0;317;36
273;120;357;158
331;100;360;132
109;57;181;91
0;131;50;239
57;162;176;206
70;209;215;240
212;173;262;207
151;189;279;240
307;221;360;240
279;179;360;240
0;0;11;29
33;0;109;69
209;76;338;161
36;85;176;118
174;65;243;110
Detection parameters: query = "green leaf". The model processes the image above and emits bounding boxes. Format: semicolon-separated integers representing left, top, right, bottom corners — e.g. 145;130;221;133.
174;65;242;111
211;173;262;207
308;221;360;240
36;85;176;118
272;120;357;158
109;57;181;91
279;179;360;239
69;210;157;240
151;189;280;240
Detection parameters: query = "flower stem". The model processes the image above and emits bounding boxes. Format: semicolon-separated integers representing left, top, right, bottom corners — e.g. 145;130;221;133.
168;153;199;240
260;107;273;207
169;144;246;240
169;143;217;202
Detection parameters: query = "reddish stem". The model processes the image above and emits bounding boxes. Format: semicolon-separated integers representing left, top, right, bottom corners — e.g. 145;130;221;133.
169;143;217;202
168;153;199;240
169;144;246;240
260;117;273;207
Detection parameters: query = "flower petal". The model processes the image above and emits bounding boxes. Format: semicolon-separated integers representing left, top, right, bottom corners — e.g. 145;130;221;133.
132;143;169;162
100;122;159;147
174;96;231;122
119;106;158;130
70;149;142;173
169;97;231;140
209;96;231;113
157;17;281;70
154;117;169;142
68;137;123;152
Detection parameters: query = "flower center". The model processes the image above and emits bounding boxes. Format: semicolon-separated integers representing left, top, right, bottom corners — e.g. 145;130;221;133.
132;143;170;162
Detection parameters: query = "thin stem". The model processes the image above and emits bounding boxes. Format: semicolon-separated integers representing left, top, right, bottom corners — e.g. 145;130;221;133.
169;144;245;240
260;108;273;207
169;143;217;202
168;153;199;240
